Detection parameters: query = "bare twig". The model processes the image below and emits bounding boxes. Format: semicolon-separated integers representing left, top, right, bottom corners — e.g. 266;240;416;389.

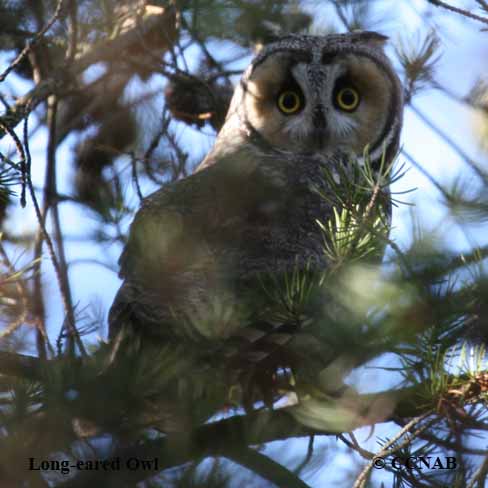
68;258;118;273
409;103;488;184
44;94;83;356
476;0;488;11
426;0;488;26
352;412;436;488
467;454;488;488
433;80;488;116
294;435;315;475
22;103;85;357
338;433;376;461
331;0;354;31
0;0;65;83
130;152;144;201
401;148;449;198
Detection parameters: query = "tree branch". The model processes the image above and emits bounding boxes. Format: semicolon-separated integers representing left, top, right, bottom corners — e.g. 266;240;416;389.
224;447;312;488
44;93;85;356
426;0;488;26
0;4;179;140
0;0;65;83
0;350;45;380
56;385;429;487
1;346;483;486
409;103;487;183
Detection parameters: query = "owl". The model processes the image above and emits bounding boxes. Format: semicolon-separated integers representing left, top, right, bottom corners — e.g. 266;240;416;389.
108;31;403;372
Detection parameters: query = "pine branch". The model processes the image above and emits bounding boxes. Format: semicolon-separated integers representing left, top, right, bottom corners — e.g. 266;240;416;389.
2;323;486;484
52;384;434;487
0;346;449;485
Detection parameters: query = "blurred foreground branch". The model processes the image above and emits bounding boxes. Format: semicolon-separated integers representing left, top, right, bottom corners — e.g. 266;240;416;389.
0;3;179;140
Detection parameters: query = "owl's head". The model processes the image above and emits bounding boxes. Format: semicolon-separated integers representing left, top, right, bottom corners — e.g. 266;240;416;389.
211;32;403;167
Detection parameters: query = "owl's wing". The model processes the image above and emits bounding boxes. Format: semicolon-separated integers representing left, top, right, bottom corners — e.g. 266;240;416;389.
109;148;288;338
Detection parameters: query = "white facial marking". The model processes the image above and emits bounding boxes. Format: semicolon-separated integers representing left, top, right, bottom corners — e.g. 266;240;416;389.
329;112;358;138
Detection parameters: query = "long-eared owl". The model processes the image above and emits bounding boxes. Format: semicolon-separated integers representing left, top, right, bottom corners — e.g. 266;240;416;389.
109;31;403;365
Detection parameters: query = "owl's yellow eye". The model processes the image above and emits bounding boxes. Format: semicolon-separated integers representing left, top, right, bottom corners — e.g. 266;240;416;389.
277;90;302;114
335;87;360;112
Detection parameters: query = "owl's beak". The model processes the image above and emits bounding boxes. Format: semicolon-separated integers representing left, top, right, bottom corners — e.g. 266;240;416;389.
312;105;327;130
311;105;328;149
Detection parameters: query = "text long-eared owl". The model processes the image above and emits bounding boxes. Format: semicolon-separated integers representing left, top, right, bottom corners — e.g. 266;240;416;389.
109;31;404;351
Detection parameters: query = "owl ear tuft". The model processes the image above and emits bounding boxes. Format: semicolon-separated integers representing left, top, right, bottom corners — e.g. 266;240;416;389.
354;31;389;50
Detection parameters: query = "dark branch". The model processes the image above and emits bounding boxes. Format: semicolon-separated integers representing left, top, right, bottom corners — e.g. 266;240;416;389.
426;0;488;26
0;4;179;140
224;447;311;488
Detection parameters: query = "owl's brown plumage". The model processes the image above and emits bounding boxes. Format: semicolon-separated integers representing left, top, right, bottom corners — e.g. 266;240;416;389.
109;32;404;366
